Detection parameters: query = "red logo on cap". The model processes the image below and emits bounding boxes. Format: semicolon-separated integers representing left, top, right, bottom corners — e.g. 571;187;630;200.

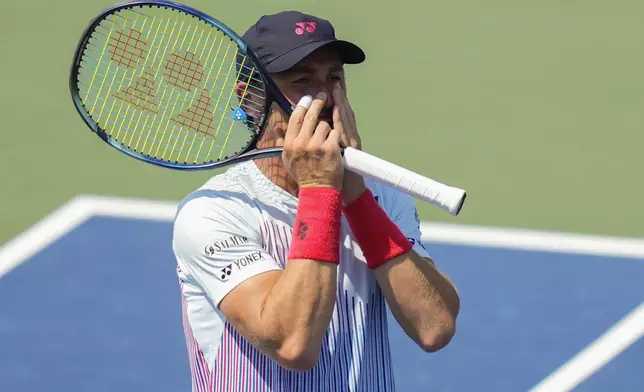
295;22;317;35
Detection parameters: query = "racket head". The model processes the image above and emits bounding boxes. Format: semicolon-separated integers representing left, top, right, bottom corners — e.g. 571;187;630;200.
70;0;290;170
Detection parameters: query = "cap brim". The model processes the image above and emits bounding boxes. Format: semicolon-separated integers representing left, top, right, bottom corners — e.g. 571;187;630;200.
264;40;366;73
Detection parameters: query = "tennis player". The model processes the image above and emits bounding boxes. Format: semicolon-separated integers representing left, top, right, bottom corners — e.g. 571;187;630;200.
172;10;460;392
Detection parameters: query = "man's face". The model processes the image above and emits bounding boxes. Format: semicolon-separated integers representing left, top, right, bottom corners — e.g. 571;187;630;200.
272;46;346;125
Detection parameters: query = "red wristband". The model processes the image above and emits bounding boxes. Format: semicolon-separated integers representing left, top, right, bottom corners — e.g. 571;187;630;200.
342;189;412;269
288;187;343;264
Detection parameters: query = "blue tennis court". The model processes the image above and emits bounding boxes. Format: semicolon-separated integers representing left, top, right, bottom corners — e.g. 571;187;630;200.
0;203;642;392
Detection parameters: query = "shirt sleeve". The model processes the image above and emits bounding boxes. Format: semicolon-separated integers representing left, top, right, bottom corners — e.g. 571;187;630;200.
172;191;282;307
382;187;432;259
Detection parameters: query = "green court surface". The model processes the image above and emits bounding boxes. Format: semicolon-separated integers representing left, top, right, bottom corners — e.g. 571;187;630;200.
1;0;642;246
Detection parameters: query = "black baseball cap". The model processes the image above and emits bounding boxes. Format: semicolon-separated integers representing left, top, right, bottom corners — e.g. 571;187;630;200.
241;11;366;73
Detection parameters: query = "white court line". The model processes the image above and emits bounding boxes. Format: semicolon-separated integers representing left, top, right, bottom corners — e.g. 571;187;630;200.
0;194;643;392
0;196;95;279
419;222;644;259
79;194;178;222
529;302;644;392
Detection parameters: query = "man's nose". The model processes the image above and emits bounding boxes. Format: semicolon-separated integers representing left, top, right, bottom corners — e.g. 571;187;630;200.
319;84;335;109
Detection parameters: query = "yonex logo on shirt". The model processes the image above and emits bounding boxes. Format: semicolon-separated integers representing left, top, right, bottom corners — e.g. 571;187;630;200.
216;251;266;282
233;251;264;269
219;264;233;281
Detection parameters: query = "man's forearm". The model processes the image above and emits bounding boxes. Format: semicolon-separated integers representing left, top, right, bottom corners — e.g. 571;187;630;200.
258;259;337;369
374;251;460;351
341;186;459;351
260;186;342;370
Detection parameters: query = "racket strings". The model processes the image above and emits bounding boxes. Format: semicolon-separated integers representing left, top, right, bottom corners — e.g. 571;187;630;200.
77;71;262;142
94;12;269;108
89;27;268;89
104;9;243;150
96;13;268;79
78;55;268;108
77;82;251;155
78;5;268;164
115;119;214;162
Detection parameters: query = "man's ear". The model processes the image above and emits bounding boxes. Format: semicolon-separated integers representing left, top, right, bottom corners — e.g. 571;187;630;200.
266;101;287;143
273;125;286;146
235;81;250;104
235;81;265;120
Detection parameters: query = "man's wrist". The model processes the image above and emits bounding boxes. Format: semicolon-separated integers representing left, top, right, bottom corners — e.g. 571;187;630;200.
341;172;367;205
342;189;412;269
288;187;343;264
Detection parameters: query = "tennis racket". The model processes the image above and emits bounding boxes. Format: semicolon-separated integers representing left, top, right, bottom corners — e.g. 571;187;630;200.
69;0;467;215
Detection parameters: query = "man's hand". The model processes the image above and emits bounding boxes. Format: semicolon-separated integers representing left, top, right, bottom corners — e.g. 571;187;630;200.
282;92;344;191
332;82;367;204
332;82;361;150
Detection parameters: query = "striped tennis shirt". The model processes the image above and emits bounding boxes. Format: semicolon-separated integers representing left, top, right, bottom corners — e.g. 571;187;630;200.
172;161;430;392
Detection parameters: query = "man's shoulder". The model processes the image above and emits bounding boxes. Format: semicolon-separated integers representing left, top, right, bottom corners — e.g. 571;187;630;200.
200;161;265;193
174;163;263;223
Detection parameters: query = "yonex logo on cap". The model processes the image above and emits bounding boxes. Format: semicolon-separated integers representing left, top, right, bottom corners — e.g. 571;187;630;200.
295;22;317;35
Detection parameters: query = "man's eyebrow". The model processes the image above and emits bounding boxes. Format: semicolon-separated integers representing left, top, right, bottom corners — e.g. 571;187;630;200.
286;64;344;75
286;65;314;74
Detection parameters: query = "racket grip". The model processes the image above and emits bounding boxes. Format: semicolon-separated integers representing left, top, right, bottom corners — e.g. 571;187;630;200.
341;147;466;216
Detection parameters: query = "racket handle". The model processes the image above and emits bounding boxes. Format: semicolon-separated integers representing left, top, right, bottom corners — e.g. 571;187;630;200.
341;147;466;215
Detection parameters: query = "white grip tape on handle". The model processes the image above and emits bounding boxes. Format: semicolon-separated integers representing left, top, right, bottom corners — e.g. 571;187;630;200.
342;147;466;215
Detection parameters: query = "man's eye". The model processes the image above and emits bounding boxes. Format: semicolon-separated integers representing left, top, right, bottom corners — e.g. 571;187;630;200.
293;78;309;84
329;75;342;82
